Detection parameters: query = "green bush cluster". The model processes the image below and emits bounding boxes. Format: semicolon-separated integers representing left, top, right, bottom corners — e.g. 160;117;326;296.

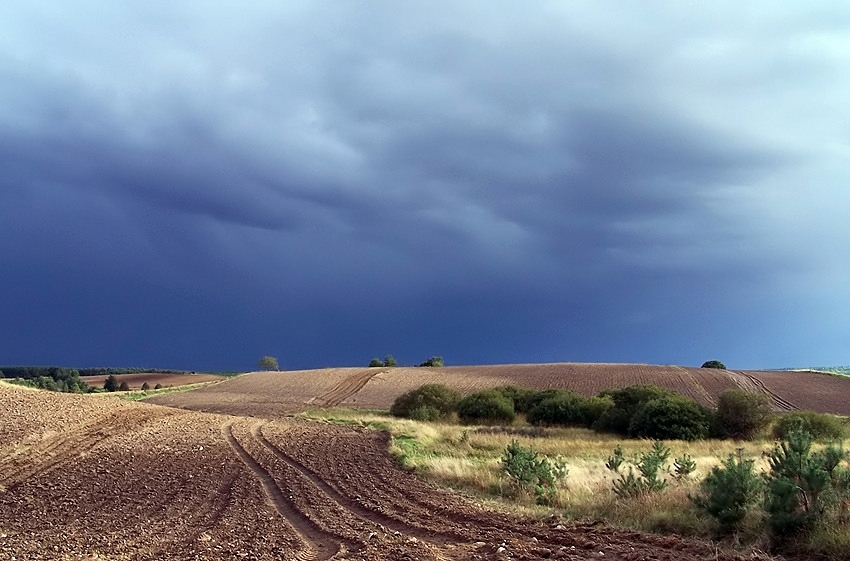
389;383;840;449
692;428;850;546
773;411;847;441
457;390;515;424
419;356;444;367
2;367;90;393
714;389;773;440
369;355;398;367
628;396;712;441
389;384;461;421
701;360;727;370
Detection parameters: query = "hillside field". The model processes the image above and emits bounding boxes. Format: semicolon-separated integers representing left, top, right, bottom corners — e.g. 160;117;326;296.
0;378;753;561
3;362;848;560
148;362;850;417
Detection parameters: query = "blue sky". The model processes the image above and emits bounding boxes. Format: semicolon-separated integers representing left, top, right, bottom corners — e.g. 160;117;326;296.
2;2;849;371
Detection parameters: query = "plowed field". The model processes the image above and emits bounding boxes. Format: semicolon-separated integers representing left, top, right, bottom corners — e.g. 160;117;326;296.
80;372;227;390
1;380;757;560
149;363;850;416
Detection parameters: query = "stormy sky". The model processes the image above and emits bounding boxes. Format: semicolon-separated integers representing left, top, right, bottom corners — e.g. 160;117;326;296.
2;2;849;371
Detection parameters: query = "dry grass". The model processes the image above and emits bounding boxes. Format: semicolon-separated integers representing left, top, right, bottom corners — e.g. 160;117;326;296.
301;408;776;523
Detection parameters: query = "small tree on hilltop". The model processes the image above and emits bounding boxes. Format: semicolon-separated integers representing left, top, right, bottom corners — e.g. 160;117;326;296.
258;356;279;371
419;356;444;367
384;355;398;367
701;360;727;370
369;358;385;367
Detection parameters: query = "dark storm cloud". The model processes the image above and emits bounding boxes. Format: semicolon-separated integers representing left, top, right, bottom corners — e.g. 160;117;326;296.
1;2;849;369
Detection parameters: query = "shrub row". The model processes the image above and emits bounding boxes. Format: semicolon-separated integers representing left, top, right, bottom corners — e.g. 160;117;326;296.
390;384;845;442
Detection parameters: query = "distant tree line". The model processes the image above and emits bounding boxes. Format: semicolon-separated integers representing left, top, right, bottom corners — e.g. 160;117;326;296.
0;365;190;394
368;355;444;367
0;367;90;393
77;367;187;376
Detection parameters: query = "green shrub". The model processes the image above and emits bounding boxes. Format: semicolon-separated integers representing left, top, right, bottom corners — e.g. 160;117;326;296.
773;411;847;441
593;385;677;435
369;355;399;367
457;390;515;424
103;375;120;392
408;405;442;422
419;356;444;367
390;384;461;420
582;395;615;427
715;389;774;440
691;449;763;533
501;440;568;504
764;429;850;539
606;441;671;498
527;390;589;427
592;407;631;435
628;396;711;441
491;386;540;414
258;356;279;371
673;453;697;481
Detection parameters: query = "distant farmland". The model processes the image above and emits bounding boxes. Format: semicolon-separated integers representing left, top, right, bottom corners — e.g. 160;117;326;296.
147;362;850;417
82;372;227;390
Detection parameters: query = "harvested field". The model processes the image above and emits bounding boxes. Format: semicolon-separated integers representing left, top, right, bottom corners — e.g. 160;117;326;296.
80;371;227;389
149;362;850;417
0;381;752;560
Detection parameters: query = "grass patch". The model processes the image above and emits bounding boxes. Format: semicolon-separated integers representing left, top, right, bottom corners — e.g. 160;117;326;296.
127;381;223;401
303;407;850;559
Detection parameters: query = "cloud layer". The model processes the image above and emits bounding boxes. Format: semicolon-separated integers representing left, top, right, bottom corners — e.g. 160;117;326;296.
2;2;849;370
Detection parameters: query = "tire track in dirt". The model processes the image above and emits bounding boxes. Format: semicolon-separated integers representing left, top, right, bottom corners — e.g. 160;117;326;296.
221;422;342;561
310;369;383;407
728;370;797;412
673;366;716;407
269;424;511;541
253;422;466;545
271;423;726;560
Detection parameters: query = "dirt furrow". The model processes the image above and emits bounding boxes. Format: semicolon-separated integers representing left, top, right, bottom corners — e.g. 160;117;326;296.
673;366;716;407
0;406;168;489
268;423;512;542
254;422;465;544
312;369;382;407
221;422;342;561
273;423;741;561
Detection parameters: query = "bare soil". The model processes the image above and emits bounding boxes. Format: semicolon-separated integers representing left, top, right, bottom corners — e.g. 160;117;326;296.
0;381;761;560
